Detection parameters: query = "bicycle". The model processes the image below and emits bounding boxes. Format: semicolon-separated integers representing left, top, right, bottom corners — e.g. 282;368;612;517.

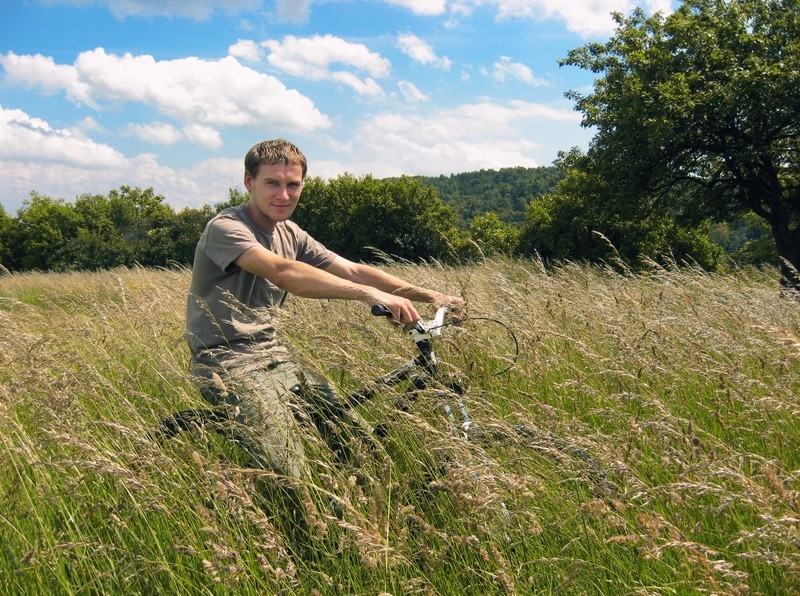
157;305;476;438
158;305;619;497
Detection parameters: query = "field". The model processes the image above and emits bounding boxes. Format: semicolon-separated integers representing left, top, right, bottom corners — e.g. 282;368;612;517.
1;260;798;594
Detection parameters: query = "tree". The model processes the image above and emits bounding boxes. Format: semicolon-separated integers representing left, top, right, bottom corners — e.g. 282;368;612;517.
560;0;800;288
15;193;82;271
103;186;178;267
294;174;460;262
519;161;724;269
70;192;135;269
0;204;18;271
469;212;521;257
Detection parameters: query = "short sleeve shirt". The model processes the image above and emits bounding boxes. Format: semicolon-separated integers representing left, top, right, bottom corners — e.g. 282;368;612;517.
185;203;336;356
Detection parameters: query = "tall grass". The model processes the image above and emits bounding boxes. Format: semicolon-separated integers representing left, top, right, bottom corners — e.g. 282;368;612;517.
1;261;798;594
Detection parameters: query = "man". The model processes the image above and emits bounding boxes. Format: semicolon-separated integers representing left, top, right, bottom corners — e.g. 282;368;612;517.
186;138;464;482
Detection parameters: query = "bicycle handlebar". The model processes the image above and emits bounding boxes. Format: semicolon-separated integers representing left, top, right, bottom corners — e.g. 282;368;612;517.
371;304;449;342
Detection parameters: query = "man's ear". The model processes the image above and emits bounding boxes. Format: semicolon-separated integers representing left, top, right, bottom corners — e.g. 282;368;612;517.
243;172;253;192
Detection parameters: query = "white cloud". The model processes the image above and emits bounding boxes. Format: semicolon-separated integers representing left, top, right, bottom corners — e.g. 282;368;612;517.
382;0;448;16
125;121;183;145
438;0;675;37
262;35;391;96
182;124;223;149
1;52;97;108
0;107;243;210
491;56;547;85
46;0;262;20
397;34;452;69
316;99;582;178
0;105;127;167
228;39;263;62
330;73;385;98
398;80;429;102
0;49;330;136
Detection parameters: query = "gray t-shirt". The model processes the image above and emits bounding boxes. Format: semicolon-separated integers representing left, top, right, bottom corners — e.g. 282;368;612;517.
186;203;336;356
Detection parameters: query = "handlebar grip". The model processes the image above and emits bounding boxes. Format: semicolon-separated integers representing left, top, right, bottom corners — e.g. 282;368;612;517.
371;304;392;317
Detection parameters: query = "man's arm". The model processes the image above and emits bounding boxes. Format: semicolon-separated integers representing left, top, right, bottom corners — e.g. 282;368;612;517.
324;255;464;308
235;245;423;324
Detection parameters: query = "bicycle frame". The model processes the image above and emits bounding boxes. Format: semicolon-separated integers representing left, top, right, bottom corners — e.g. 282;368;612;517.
346;305;475;439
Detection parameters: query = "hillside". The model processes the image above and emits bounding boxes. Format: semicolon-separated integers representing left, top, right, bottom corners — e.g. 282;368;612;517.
415;165;562;225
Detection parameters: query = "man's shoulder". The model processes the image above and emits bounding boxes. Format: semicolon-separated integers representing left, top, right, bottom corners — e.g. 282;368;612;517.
206;204;254;234
211;203;249;224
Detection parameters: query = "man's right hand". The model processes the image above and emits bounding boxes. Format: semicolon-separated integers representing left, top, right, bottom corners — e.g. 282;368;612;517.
371;292;420;327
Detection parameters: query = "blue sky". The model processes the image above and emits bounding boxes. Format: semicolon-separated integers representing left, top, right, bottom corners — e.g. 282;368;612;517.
0;0;675;213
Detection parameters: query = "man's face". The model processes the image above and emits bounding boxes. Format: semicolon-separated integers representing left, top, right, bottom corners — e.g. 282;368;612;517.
244;162;304;231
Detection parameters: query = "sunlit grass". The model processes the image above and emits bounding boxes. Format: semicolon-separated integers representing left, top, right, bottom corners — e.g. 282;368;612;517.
1;261;798;594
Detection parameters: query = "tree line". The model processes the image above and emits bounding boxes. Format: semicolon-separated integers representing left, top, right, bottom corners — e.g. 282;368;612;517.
0;166;774;275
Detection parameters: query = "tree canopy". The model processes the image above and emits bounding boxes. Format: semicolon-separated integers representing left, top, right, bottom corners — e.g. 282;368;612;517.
559;0;799;286
294;174;461;263
416;166;562;226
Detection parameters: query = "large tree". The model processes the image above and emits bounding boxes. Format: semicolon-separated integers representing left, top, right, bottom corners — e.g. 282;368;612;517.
561;0;799;288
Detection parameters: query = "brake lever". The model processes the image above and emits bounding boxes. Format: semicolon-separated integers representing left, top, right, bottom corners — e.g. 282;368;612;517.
370;304;446;341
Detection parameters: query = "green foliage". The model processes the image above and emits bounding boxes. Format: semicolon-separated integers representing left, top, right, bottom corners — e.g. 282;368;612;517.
710;212;780;267
560;0;800;285
519;164;725;269
416;166;562;226
1;177;466;272
3;187;218;272
15;192;83;271
294;174;461;262
0;205;17;272
468;211;521;257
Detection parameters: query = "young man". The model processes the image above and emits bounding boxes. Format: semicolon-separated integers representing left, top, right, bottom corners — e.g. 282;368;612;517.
186;138;464;481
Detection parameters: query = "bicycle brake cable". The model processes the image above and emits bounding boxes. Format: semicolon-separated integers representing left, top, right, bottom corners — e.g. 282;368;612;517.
426;316;519;376
371;304;519;376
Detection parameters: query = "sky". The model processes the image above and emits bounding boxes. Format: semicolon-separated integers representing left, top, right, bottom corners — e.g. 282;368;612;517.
0;0;676;213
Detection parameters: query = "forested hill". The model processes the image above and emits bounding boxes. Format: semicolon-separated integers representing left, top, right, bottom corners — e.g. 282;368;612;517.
414;166;563;225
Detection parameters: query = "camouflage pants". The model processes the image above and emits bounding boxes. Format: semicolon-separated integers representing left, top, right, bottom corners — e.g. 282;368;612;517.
190;352;370;481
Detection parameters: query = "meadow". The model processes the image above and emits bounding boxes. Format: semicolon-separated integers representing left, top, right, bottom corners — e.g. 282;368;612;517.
1;260;798;595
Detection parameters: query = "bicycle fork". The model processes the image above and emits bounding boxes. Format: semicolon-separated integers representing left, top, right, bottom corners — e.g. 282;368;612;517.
416;337;474;440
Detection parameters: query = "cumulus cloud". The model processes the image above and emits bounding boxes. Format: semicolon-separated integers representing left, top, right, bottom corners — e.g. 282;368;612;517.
1;52;97;108
437;0;675;37
0;105;127;167
182;123;223;149
0;49;330;135
0;105;243;210
398;80;429;103
397;34;452;69
315;99;582;178
382;0;448;16
490;56;547;85
228;39;263;62
262;35;391;97
125;121;183;145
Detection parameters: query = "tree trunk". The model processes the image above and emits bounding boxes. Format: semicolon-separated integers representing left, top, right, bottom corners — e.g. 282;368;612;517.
772;219;800;294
